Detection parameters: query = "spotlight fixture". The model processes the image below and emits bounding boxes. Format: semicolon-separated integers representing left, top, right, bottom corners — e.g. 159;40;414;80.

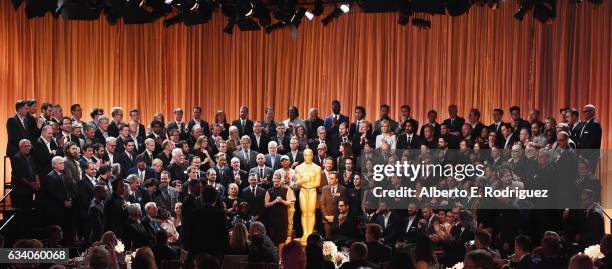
514;0;534;21
533;0;556;24
312;0;323;16
304;10;314;20
446;0;471;16
291;7;306;28
339;3;350;13
411;17;431;29
398;0;413;25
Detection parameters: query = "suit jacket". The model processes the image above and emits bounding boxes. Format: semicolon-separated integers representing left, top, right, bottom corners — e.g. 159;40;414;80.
324;114;350;136
108;121;120;138
103;194;127;238
287;151;304;166
127;167;156;181
264;154;282;171
141;215;162;242
320;184;346;221
187;119;211;137
502;133;518;149
6;114;31;157
365;241;392;265
87;199;105;244
344;186;364;215
156;151;172;167
232;149;259;171
165;162;187;182
231;118;254;137
26;114;41;141
166;120;189;140
214;166;233;187
489;121;506;137
40;170;71;224
272;134;291;154
577;118;602;150
146;133;165;156
419;122;441;139
78;176;97;218
249;166;274;188
62;158;81;199
304;118;325;139
396;133;421;149
249;133;270;154
186;204;228;259
241;185;266;217
378;212;402;246
117;151;137;178
123;219;153;250
399;215;422;244
137;150;156;167
331;211;359;239
31;137;58;178
154;186;178;210
94;128;107;145
396;118;420;134
229;169;249;191
442;117;465;133
181;193;202;239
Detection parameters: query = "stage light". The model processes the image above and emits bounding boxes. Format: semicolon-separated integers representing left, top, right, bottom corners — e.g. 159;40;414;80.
339;3;350;13
321;7;342;26
304;10;314;20
398;0;413;25
291;7;306;27
446;0;472;17
57;0;102;20
514;0;534;21
253;0;271;26
312;0;323;16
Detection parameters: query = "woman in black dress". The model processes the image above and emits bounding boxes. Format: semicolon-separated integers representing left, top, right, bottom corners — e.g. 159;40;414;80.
264;172;295;256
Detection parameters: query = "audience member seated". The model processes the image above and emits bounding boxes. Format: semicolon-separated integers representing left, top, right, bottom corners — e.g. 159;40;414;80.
228;222;251;255
151;230;180;267
247;221;278;264
338;242;379;269
305;233;335;269
282;240;306;269
413;235;439;269
363;224;391;265
463;250;497;269
568;254;595;269
131;247;156;269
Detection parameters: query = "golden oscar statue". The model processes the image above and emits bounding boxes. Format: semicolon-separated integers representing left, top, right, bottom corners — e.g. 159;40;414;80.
295;149;322;244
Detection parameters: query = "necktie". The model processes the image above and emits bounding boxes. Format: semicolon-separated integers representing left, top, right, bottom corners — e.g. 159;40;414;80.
20;117;27;131
332;187;336;195
252;187;256;196
271;155;275;168
139;170;144;182
259;168;264;179
408;135;412;144
244;151;250;162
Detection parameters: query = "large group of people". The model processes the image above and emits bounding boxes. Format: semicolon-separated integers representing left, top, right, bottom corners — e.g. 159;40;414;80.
4;98;609;269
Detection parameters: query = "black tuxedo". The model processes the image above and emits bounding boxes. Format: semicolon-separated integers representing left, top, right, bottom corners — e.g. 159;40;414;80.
489;121;505;137
249;133;270;154
287;151;304;166
103;194;127;238
419;122;441;139
230;169;249;191
31;137;58;178
137;150;155;167
117;151;137;177
378;212;402;246
214;166;233;187
514;119;532;135
399;215;422;244
365;241;392;265
442;117;465;133
396;133;421;149
146;133;165;156
502;133;518;149
156;151;172;167
304;118;324;139
94;128;107;144
187;119;211;137
6;114;31;157
309;138;338;157
108;121;120;138
577;118;602;167
331;211;359;243
470;122;486;139
39;170;72;226
241;185;266;217
348;121;364;137
123;219;153;249
166;120;189;140
231;118;254;137
78;176;97;219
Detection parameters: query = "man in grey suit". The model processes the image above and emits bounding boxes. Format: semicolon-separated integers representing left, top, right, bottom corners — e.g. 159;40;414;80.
249;153;274;190
265;141;282;171
155;171;178;211
320;171;345;239
232;135;259;170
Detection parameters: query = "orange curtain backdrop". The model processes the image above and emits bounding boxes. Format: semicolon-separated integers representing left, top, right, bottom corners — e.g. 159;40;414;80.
0;1;610;196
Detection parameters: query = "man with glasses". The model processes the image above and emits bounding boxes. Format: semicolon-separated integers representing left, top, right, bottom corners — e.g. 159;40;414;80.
108;107;124;138
577;104;602;172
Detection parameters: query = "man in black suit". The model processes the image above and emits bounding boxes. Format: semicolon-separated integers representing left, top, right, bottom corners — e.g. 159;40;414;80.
304;108;325;139
375;201;401;247
117;139;137;178
94;115;110;143
187;106;211;137
181;179;202;241
349;106;367;137
232;106;254;137
6;100;32;157
396;105;419;135
186;185;229;261
510;106;531;136
104;179;128;239
442;104;465;136
10;139;37;237
272;123;290;154
397;203;421;245
31;125;58;178
397;120;420;150
39;156;73;230
309;126;337;156
138;138;157;167
241;174;266;218
141;202;162;244
107;107;124;138
123;203;153;250
265;141;283;171
128;109;147;141
166;148;187;182
577;104;602;170
249;121;270;154
364;224;392;265
508;235;535;269
501;124;517;149
287;137;304;168
232;136;259;170
166;107;189;140
228;157;249;190
78;162;99;241
489;108;505;137
146;120;166;156
128;155;156;183
324;100;350;136
332;199;359;246
419;110;441;139
87;184;107;245
115;123;132;153
467;108;486;139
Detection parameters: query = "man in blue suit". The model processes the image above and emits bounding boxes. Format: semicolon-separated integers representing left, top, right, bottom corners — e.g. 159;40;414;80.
324;100;349;136
127;155;157;183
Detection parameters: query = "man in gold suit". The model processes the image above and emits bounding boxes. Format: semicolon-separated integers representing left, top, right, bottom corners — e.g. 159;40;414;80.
295;148;322;244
